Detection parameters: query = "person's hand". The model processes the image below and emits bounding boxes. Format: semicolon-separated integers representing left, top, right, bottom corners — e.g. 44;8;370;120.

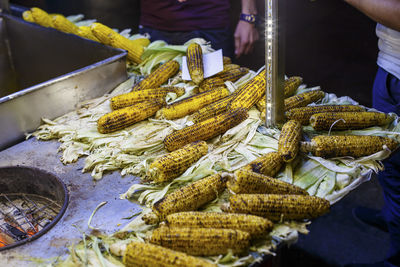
234;20;259;58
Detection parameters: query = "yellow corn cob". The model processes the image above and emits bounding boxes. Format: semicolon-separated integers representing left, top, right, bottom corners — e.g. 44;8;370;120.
157;87;230;120
150;227;251;256
217;67;249;83
227;169;308;195
97;99;164;134
51;15;79;34
123;241;217;267
77;26;100;42
147;141;208;183
187;43;204;84
222;63;240;71
224;194;330;221
198;77;226;93
142;173;228;224
90;22;117;45
300;135;399;158
241;151;284;177
132;37;150;47
278;120;302;162
284;76;303;98
223;56;232;65
132;60;180;91
284;90;325;111
285;105;366;125
109;33;144;64
229;69;266;110
22;10;35;23
163;108;248;151
188;94;235;123
30;7;53;28
309;111;394;131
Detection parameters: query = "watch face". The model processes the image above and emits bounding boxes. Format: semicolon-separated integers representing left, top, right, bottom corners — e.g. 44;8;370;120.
241;14;257;24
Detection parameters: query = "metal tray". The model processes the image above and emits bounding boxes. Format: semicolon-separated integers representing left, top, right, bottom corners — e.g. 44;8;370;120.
0;13;128;150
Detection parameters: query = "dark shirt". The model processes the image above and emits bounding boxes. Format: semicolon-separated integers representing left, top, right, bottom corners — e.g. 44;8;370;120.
140;0;230;32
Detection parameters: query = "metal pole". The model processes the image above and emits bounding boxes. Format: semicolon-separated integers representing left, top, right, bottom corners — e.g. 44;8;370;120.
265;0;285;127
0;0;9;13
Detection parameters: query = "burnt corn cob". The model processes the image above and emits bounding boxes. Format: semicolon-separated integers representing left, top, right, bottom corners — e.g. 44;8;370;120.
97;99;164;134
163;108;248;151
223;56;232;65
241;151;284;177
199;77;226;93
123;241;217;267
77;26;100;42
132;60;180;91
310;111;394;131
143;173;228;224
164;211;273;238
187;43;204;84
217;67;249;83
225;194;330;221
278;120;302;162
284;76;303;98
285;105;366;125
300;135;399;158
51;14;79;34
284;90;325;111
147;141;208;183
30;7;53;28
227;169;308;195
90;22;117;45
150;227;251;256
157;87;230;120
229;69;266;110
189;94;235;123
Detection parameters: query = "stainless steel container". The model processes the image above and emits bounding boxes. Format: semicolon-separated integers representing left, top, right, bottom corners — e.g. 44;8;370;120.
0;13;128;150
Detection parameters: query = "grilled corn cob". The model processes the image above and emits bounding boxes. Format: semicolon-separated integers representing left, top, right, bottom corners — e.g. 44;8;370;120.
224;194;330;221
164;108;248;151
132;60;180;91
30;7;53;28
229;69;266;110
147;141;208;183
90;22;117;45
22;10;35;23
188;94;235;123
227;169;308;195
142;173;228;224
300;135;399;158
97;99;164;134
164;211;273;238
109;33;144;64
223;56;232;65
310;111;394;131
241;151;284;177
187;43;204;84
123;241;217;267
217;67;249;82
284;90;325;111
199;77;226;93
278;120;302;162
150;227;251;256
77;26;100;42
285;105;366;125
157;87;230;120
284;76;303;98
51;14;79;34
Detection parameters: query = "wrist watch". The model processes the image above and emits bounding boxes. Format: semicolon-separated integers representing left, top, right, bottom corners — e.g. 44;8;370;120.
239;13;258;24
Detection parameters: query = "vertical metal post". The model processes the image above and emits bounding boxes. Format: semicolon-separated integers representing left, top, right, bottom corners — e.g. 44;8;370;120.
0;0;10;13
265;0;285;127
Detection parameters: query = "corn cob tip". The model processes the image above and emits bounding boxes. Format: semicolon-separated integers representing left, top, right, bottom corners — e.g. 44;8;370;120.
142;212;159;224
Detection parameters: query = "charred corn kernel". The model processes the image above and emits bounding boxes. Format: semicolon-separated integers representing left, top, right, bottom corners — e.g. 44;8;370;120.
256;96;266;112
300;135;399;158
228;169;308;195
22;10;35;23
198;77;226;93
163;86;186;97
163;108;248;151
225;194;330;221
77;26;100;42
285;105;366;125
143;173;228;224
217;67;249;83
30;7;53;28
310;111;394;131
241;151;284;177
123;241;217;267
165;211;273;238
132;37;150;47
229;69;266;110
284;90;325;111
278;120;302;162
150;227;250;256
223;56;232;65
157;87;230;120
51;15;79;34
147;141;208;183
132;60;180;91
187;43;204;84
90;22;117;45
110;33;144;64
97;99;164;134
189;94;235;123
222;63;240;71
284;76;303;98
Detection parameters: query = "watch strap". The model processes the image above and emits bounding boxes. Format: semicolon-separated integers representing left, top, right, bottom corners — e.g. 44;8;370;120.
239;13;258;24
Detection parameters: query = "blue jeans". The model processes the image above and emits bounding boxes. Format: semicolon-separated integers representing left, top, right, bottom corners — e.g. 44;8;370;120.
139;26;235;59
373;66;400;263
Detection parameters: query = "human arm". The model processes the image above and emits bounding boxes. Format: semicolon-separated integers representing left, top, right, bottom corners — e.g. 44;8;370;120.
344;0;400;31
234;0;259;58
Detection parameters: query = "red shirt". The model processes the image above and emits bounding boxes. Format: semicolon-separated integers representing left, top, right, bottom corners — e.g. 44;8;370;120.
140;0;231;31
